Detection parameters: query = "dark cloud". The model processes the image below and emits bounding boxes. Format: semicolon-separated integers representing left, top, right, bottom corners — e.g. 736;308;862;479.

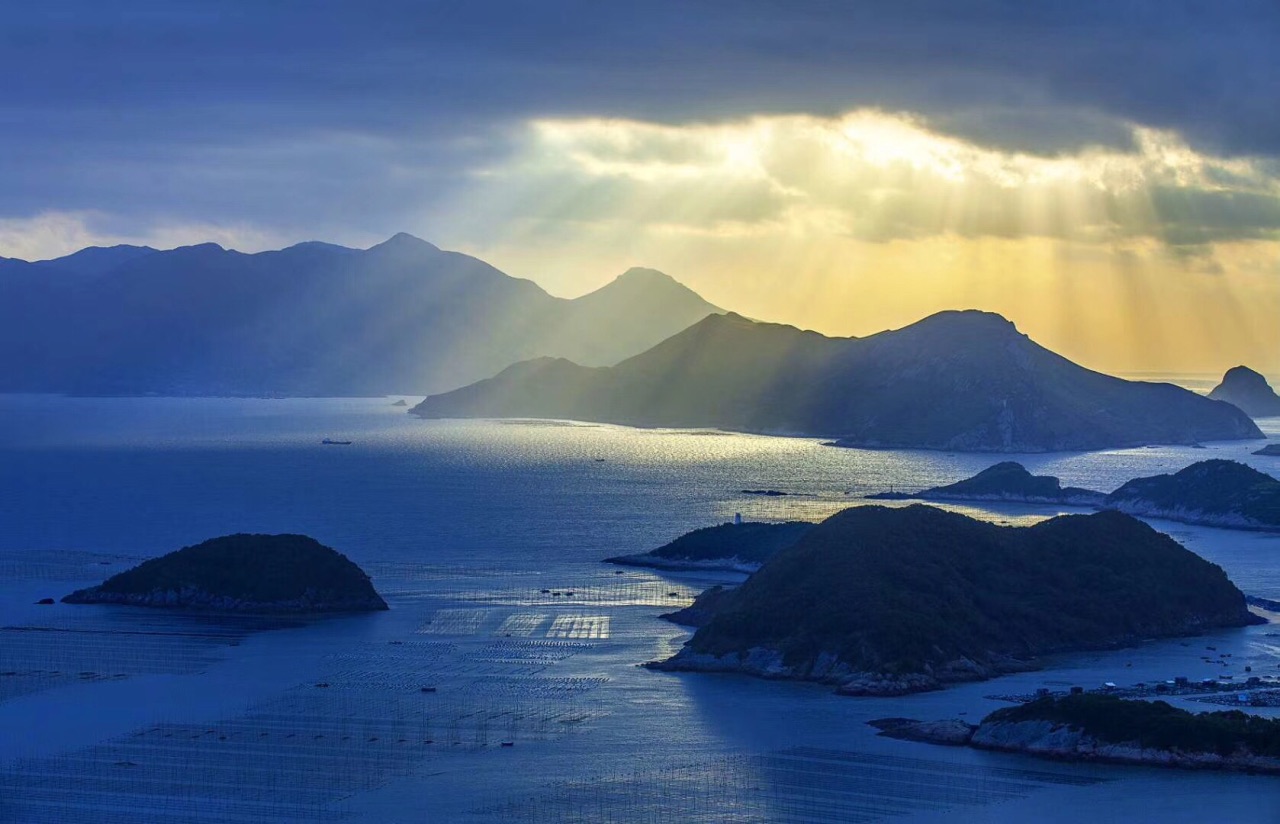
0;0;1277;239
1148;186;1280;245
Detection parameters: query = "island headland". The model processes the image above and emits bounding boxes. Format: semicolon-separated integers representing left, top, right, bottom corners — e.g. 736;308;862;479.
873;459;1280;532
876;461;1106;505
650;505;1260;696
606;521;814;573
412;310;1262;453
874;694;1280;775
1104;459;1280;531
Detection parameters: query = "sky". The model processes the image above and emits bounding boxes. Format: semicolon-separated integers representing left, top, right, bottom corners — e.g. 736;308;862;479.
3;1;1279;374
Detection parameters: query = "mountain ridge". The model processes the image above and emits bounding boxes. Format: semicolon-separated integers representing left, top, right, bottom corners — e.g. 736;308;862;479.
0;234;722;396
413;309;1263;452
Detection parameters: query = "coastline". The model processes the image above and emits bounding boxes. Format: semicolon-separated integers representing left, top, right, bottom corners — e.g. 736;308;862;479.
604;553;762;574
873;716;1280;776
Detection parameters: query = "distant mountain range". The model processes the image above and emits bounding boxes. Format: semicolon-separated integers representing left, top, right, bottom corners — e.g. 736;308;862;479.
0;233;720;395
412;310;1263;452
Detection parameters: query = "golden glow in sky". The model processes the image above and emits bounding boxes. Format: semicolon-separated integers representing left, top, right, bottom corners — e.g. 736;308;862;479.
434;109;1280;376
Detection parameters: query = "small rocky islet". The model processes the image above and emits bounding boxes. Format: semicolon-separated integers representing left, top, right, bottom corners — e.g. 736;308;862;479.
874;461;1106;505
875;458;1280;532
62;533;388;613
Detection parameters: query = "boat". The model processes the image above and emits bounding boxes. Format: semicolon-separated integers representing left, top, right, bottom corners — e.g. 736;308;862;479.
321;438;353;445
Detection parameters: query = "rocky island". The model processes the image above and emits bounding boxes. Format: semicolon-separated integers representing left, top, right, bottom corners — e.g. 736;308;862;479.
893;462;1105;505
412;311;1262;453
1103;459;1280;530
62;533;389;613
606;521;813;573
1255;443;1280;457
875;694;1280;775
1208;365;1280;418
651;505;1259;695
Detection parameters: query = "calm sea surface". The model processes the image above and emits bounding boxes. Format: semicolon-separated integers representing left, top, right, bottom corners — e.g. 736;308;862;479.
1;395;1278;822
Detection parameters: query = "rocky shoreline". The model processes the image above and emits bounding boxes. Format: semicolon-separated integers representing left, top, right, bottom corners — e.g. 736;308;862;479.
914;490;1104;506
62;533;390;614
647;645;1038;696
1107;501;1274;531
605;553;762;574
62;585;389;614
872;716;1280;775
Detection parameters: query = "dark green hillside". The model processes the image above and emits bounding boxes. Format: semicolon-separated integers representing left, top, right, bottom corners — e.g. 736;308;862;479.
918;462;1104;504
1105;459;1280;529
606;521;814;571
63;533;388;613
988;694;1280;758
646;521;814;564
675;505;1256;682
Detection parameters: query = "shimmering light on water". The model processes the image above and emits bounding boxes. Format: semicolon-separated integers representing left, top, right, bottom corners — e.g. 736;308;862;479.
0;396;1278;821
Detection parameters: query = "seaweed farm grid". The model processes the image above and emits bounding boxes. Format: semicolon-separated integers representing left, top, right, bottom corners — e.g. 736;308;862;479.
0;563;673;822
0;557;1120;823
481;748;1112;823
0;632;612;822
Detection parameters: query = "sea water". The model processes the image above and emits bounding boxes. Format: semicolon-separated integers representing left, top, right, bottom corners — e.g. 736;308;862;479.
1;395;1279;822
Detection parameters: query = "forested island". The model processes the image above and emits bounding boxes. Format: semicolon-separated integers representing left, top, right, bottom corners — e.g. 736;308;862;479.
888;462;1105;505
1105;459;1280;530
880;459;1280;532
606;521;814;572
63;533;388;613
875;694;1280;775
652;506;1259;696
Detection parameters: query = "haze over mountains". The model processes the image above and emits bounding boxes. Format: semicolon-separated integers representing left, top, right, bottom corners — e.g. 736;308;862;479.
0;233;721;396
413;311;1262;452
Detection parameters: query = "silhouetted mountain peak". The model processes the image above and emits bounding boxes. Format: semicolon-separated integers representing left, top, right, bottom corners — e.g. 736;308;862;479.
367;232;439;255
36;244;159;278
905;309;1020;337
165;242;227;259
1209;364;1280;417
280;240;357;254
659;312;809;347
616;266;676;284
1224;365;1269;384
578;266;719;310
